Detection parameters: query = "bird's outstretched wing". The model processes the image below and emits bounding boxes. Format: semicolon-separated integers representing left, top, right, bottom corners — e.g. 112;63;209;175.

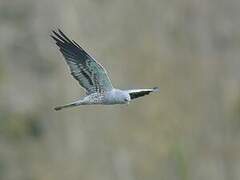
51;29;113;94
127;87;159;100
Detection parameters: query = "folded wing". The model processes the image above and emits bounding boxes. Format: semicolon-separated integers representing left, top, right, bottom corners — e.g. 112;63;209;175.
51;29;113;94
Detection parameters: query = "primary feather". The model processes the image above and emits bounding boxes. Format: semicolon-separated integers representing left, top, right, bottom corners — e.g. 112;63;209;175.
51;29;113;94
127;87;159;100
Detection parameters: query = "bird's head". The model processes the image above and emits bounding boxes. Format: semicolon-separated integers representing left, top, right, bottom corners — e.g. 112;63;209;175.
121;91;131;104
123;93;131;104
113;89;131;104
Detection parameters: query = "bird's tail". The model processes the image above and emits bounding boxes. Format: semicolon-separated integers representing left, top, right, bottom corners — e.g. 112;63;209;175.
54;101;81;111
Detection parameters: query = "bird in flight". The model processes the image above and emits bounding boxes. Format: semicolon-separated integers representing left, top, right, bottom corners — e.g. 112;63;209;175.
51;29;159;111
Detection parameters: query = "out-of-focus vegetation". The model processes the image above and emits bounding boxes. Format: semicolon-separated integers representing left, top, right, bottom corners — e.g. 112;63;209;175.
0;0;240;179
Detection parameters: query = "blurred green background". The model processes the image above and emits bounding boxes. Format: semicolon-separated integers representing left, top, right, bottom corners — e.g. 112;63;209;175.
0;0;240;180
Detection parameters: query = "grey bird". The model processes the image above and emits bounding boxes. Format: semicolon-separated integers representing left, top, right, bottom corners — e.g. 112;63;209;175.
51;29;159;111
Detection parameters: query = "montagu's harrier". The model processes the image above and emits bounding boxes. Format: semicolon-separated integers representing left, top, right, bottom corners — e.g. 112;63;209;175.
51;29;159;111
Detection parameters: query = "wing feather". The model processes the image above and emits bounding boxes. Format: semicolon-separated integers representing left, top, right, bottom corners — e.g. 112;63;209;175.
127;87;159;100
51;29;113;94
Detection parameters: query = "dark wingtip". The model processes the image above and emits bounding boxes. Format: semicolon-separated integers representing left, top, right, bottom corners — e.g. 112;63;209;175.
57;28;72;43
51;27;62;34
50;34;58;42
153;87;160;92
50;29;60;42
57;28;63;33
50;28;71;44
50;29;56;38
54;106;62;111
50;28;59;36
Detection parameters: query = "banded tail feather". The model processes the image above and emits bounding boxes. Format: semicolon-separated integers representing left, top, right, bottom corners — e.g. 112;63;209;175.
54;101;79;111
